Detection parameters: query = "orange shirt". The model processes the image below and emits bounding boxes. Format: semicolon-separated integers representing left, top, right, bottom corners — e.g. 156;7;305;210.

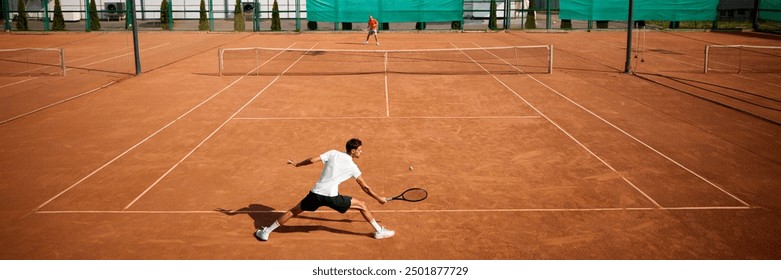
368;18;378;30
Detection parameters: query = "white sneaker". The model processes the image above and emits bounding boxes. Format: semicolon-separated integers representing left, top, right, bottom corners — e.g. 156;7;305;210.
374;227;395;239
364;41;368;45
255;228;270;241
376;42;380;46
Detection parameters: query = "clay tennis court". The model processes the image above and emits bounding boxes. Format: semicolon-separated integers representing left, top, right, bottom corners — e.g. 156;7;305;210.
1;30;779;260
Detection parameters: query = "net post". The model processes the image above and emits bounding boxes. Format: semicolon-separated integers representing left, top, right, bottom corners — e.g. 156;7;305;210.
548;45;553;74
60;48;66;76
255;48;259;76
738;45;743;74
704;45;710;74
218;48;223;76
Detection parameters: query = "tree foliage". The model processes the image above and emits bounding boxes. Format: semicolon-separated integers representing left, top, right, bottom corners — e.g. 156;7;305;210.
161;0;173;30
199;0;209;31
271;0;281;31
15;0;28;31
52;0;66;31
89;0;100;31
524;0;536;29
233;0;245;31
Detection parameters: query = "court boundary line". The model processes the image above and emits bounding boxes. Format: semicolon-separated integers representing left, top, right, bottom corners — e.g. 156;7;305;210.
1;43;176;125
1;81;116;125
31;77;248;212
384;52;390;117
469;42;751;208
454;42;663;208
0;77;37;89
31;41;749;214
34;205;756;215
233;116;541;120
525;72;751;207
124;43;321;210
32;42;301;213
69;43;171;71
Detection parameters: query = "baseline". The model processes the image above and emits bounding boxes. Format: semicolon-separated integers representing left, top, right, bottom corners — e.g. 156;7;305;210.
35;205;755;215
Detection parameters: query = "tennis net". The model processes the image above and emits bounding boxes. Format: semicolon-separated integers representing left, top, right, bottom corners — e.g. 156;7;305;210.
0;48;66;76
704;45;781;73
218;46;553;76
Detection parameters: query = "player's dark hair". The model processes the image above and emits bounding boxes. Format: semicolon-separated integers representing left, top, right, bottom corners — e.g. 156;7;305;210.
346;138;362;153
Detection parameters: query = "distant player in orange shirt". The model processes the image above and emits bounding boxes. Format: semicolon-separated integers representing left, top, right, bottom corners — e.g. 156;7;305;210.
365;15;380;45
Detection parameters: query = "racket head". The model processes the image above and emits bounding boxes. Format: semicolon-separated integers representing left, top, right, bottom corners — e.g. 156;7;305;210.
397;187;428;202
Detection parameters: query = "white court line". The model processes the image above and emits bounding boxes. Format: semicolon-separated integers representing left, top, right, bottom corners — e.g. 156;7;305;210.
34;205;755;215
233;116;541;120
526;73;751;207
0;77;37;89
0;81;116;125
70;43;170;70
730;73;781;89
471;42;750;207
0;44;153;88
1;45;169;124
32;78;246;212
123;43;320;210
454;42;663;208
384;52;390;117
33;42;300;213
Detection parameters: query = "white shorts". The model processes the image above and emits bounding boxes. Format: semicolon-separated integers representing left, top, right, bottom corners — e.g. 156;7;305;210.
368;29;378;35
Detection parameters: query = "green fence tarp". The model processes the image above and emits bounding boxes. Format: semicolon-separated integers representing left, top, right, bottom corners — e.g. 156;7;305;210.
560;0;719;21
307;0;463;22
759;0;781;21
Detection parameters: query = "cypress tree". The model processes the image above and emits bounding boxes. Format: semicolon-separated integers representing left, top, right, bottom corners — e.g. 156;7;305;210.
524;0;536;29
161;0;172;30
199;0;209;31
53;0;66;31
271;0;280;31
233;0;245;31
89;0;100;31
15;0;28;31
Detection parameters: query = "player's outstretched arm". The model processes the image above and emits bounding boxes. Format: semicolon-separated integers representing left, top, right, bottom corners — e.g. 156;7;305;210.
287;157;321;167
356;176;386;204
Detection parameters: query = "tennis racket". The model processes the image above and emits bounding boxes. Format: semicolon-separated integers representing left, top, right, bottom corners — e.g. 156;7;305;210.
386;187;428;202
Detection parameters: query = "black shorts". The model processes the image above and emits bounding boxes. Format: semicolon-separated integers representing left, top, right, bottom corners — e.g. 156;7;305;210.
299;191;352;213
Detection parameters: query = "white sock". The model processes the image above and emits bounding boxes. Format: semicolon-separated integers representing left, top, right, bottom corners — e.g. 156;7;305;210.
266;221;280;232
370;219;382;232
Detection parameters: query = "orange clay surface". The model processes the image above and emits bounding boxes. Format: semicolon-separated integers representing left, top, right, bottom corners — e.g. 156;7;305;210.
0;31;780;259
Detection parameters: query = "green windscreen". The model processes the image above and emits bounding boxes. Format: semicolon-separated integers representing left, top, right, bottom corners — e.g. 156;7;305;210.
560;0;719;21
760;0;781;21
306;0;464;22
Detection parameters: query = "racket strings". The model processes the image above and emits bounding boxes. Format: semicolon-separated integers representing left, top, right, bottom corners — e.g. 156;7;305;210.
401;189;428;201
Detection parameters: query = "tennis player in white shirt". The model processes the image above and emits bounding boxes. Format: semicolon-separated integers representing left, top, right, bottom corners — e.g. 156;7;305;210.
256;138;395;241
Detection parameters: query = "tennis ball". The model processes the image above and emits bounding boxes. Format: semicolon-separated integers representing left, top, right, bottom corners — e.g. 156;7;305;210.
408;166;414;171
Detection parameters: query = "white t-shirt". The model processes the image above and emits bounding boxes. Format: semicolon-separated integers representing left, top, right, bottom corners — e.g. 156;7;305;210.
310;150;362;197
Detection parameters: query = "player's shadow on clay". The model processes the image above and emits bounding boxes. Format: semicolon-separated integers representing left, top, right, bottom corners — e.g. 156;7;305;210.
214;204;370;240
